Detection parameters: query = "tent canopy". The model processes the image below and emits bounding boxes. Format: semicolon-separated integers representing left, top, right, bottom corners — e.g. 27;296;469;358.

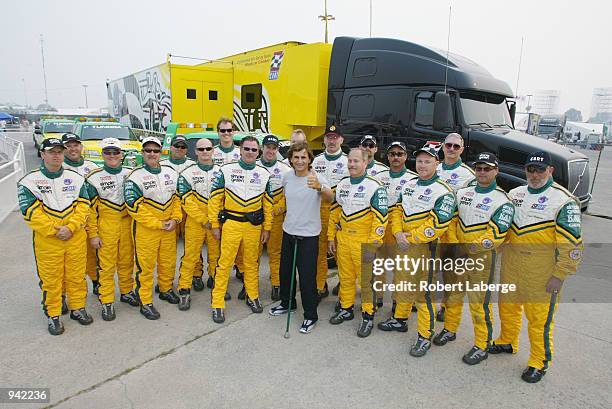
0;112;15;120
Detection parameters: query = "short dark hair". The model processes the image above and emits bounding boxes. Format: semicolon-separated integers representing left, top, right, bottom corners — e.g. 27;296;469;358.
240;135;260;147
287;141;314;168
217;117;233;131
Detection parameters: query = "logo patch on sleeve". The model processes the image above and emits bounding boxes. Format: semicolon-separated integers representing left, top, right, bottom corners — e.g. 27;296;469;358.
424;227;435;238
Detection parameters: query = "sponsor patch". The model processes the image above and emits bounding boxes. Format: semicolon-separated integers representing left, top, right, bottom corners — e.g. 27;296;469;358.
481;239;494;249
424;227;435;238
375;226;385;236
569;249;582;260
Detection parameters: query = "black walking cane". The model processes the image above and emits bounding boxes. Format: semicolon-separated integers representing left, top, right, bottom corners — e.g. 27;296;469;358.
284;236;299;339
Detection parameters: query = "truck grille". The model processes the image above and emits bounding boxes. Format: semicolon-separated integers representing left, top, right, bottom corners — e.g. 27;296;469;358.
568;160;589;199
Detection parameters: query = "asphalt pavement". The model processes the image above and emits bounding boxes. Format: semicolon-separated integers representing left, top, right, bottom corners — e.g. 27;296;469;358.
0;132;610;408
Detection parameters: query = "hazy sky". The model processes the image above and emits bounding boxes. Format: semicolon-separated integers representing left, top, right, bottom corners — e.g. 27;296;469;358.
1;0;609;117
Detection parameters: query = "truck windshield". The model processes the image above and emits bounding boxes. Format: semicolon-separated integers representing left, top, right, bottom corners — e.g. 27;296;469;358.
460;93;512;128
81;125;133;140
538;125;557;135
44;123;74;133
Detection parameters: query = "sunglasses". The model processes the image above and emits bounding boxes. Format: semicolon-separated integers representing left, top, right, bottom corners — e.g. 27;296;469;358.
526;165;547;174
242;146;259;153
143;148;161;154
361;142;376;148
218;128;233;133
444;142;463;150
475;166;496;172
102;150;122;156
173;145;187;150
387;151;406;157
196;147;214;152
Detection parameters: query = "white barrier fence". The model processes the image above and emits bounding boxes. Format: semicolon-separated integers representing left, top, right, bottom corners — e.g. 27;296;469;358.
0;134;26;223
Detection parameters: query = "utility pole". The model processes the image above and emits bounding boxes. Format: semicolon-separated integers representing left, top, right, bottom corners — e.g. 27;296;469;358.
515;37;524;98
22;78;28;107
82;85;89;108
318;0;335;44
369;0;372;37
40;34;49;106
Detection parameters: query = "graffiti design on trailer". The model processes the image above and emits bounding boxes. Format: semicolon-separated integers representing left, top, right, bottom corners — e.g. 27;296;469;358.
138;71;171;132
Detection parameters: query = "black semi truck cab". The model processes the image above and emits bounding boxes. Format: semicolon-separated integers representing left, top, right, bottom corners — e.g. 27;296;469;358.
326;37;590;210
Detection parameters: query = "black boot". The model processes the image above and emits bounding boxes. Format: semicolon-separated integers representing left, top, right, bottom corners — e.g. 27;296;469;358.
192;277;205;292
521;367;546;383
61;296;69;315
212;308;225;323
271;286;280;301
140;303;160;320
436;306;445;322
178;289;191;311
70;308;94;325
237;285;246;300
206;276;214;289
101;303;116;321
159;290;179;304
120;291;140;307
92;280;100;296
357;313;374;338
246;297;263;313
234;266;243;280
48;316;64;336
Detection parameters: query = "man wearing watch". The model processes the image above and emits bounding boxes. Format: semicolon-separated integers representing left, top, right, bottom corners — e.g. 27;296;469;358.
124;136;182;320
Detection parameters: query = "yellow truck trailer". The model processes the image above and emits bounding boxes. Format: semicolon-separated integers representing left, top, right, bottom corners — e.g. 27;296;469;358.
107;41;332;142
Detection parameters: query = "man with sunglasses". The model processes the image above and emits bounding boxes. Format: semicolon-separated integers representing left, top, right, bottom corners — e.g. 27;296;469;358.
436;133;475;322
85;138;138;321
212;117;240;166
124;136;183;320
375;141;418;330
62;132;101;297
160;134;195;174
360;135;389;179
433;153;514;365
176;138;220;310
490;151;582;383
311;124;348;299
18;137;93;335
390;146;456;357
212;117;244;284
256;134;291;301
159;134;197;286
208;136;274;323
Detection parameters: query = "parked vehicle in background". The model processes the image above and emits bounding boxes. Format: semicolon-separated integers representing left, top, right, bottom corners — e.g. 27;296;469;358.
538;114;566;142
514;112;541;136
71;118;143;166
109;36;591;210
33;118;75;154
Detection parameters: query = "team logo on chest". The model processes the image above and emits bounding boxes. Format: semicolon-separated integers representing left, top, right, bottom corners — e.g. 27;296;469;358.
418;188;432;202
476;197;492;211
250;172;261;184
531;196;548;210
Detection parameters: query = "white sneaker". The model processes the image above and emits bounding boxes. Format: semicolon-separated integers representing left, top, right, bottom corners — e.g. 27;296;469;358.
299;319;317;334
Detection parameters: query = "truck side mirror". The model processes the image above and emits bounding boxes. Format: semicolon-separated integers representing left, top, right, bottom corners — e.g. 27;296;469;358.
433;92;453;131
509;102;516;127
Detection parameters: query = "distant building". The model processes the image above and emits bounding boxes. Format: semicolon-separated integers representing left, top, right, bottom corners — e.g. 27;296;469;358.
590;87;612;122
531;90;560;115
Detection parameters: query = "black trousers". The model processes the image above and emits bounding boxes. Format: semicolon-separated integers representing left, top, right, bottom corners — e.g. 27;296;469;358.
279;232;319;321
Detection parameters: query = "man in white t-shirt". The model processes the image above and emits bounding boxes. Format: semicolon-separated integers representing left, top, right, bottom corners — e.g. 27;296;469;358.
269;141;332;334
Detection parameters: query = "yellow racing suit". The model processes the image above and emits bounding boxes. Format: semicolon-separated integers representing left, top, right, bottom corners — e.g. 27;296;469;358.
160;157;195;238
85;165;134;304
312;150;348;291
17;165;90;317
208;160;274;308
124;164;182;305
328;174;388;315
257;158;291;287
64;157;99;283
390;175;456;339
495;178;582;370
375;167;418;298
176;162;221;291
443;182;515;350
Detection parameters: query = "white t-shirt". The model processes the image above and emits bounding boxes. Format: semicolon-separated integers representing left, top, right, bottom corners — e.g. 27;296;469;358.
282;171;329;237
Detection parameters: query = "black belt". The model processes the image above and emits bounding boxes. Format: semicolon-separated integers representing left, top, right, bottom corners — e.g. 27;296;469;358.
219;209;264;226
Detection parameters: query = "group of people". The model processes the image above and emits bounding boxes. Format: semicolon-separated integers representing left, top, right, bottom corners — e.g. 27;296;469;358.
17;118;582;384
